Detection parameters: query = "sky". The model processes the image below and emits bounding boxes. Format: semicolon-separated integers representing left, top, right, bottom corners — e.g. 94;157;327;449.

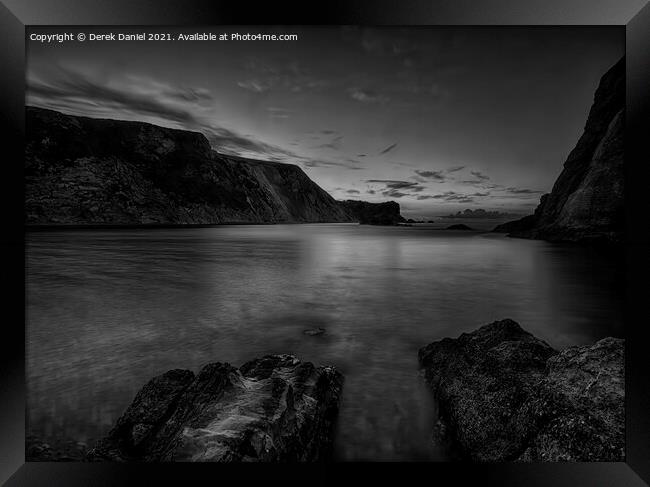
26;26;623;218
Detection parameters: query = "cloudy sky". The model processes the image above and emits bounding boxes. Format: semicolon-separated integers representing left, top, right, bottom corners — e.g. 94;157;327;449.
27;26;623;218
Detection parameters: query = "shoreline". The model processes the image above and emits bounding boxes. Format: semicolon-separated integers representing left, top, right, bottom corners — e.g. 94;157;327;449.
24;221;364;232
24;222;505;232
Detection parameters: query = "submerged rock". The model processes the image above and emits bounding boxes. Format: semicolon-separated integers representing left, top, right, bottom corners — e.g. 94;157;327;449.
303;327;326;336
87;355;343;462
418;319;624;462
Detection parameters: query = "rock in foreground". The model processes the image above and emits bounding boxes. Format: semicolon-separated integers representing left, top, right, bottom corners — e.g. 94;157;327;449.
418;319;624;462
88;355;343;462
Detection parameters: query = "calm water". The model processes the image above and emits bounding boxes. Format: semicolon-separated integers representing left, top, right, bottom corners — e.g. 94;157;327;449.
26;224;624;461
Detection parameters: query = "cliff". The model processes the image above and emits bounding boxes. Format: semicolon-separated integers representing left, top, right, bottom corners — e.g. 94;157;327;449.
338;200;405;225
418;320;624;462
25;107;403;226
494;57;624;243
87;355;343;462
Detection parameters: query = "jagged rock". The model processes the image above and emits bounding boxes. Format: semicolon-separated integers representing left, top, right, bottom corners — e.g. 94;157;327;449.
494;58;624;243
25;107;404;226
418;319;624;462
87;355;343;462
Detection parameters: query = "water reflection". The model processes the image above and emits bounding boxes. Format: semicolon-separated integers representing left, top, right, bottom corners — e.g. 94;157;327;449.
26;224;624;461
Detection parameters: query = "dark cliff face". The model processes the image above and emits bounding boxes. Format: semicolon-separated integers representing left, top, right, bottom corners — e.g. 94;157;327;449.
338;200;405;225
494;57;624;243
25;107;364;225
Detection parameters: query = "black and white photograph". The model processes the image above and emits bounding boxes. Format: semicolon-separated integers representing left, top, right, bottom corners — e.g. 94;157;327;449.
23;25;626;463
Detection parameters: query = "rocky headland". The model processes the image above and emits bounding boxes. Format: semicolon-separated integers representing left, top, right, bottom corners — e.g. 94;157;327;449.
81;355;343;462
494;57;624;244
418;319;624;462
25;106;403;226
338;200;405;225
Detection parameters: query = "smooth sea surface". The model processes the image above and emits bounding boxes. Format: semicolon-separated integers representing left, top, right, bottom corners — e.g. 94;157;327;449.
26;224;624;461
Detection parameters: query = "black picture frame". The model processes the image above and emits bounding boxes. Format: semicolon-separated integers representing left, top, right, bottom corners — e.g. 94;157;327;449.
1;1;649;485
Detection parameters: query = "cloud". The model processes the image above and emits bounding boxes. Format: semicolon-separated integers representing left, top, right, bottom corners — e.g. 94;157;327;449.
364;179;427;199
315;135;344;150
471;170;490;181
343;157;361;164
349;88;390;104
27;67;304;163
366;179;425;192
240;57;329;94
28;72;201;127
505;187;544;194
301;157;365;170
237;79;271;93
415;191;475;203
382;190;409;198
447;165;466;173
202;128;296;159
266;107;292;119
460;172;492;187
345;189;360;195
379;142;398;155
169;87;214;102
413;185;541;205
415;170;446;181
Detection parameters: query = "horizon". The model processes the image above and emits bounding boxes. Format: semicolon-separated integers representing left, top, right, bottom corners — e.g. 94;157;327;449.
26;26;623;219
